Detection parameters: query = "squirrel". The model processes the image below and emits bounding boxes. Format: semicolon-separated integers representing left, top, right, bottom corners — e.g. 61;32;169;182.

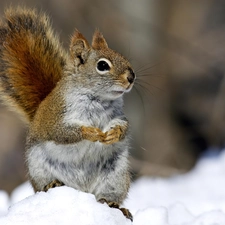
0;7;135;221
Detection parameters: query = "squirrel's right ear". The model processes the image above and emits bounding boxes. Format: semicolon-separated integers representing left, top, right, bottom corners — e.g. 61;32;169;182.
70;30;90;63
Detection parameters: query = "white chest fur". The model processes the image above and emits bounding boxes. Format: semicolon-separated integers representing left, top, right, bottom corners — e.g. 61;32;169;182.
63;89;123;131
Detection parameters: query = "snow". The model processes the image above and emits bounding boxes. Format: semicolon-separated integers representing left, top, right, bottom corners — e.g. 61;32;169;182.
1;149;225;224
0;190;9;217
0;186;131;225
10;182;34;205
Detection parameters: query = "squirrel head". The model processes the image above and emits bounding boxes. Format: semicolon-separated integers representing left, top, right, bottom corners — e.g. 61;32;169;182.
67;30;135;100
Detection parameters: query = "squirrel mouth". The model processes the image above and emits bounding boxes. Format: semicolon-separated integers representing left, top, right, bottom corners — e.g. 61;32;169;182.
111;85;133;96
109;83;134;96
111;90;124;95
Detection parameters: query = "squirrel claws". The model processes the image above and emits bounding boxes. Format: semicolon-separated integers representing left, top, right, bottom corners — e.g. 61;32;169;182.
81;126;106;142
98;198;133;221
81;125;123;144
43;179;64;192
101;125;122;145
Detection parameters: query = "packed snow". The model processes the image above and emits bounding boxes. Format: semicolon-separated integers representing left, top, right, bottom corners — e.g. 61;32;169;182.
1;149;225;225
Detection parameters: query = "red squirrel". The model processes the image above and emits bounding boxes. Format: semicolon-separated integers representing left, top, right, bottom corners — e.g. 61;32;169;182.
0;7;135;221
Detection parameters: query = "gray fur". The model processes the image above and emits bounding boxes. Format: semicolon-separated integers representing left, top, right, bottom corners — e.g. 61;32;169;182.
26;77;130;203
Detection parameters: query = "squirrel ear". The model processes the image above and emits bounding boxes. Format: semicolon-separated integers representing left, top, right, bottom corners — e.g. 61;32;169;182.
92;30;108;49
70;30;90;60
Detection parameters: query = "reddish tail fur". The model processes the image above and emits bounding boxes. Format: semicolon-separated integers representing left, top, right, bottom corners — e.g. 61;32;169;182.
0;7;67;122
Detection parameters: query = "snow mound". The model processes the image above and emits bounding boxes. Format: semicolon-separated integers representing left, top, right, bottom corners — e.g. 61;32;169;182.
125;149;225;218
0;186;132;225
1;149;225;224
10;182;34;205
0;190;9;217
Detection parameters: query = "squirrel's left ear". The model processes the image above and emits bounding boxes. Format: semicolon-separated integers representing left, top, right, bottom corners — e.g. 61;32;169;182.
92;30;108;49
70;30;90;63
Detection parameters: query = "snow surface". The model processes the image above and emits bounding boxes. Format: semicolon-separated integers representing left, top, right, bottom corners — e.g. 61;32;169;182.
1;149;225;224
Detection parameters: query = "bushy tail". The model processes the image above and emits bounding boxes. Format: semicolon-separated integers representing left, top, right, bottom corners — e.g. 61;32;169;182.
0;7;67;123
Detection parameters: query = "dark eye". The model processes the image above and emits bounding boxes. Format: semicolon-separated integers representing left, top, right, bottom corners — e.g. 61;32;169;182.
97;60;110;71
96;58;112;74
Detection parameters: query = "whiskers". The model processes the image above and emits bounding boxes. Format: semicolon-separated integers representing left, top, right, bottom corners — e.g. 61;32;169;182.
130;60;166;114
134;61;165;95
135;60;167;78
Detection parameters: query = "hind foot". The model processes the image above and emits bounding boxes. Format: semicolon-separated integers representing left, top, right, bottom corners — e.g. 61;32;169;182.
98;198;133;221
43;179;64;192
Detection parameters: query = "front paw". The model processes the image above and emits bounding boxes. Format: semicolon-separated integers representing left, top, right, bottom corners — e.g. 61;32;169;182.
81;126;106;142
101;125;123;144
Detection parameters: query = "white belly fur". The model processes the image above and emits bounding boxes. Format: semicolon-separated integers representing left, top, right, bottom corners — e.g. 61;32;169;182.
27;138;129;194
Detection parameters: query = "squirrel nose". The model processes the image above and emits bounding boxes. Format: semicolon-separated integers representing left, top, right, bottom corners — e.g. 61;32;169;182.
127;68;135;84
